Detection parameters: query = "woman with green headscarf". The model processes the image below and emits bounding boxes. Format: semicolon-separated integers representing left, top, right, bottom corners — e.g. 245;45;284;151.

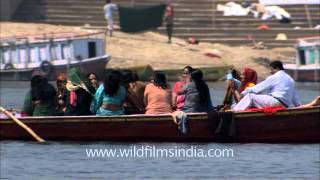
65;68;96;115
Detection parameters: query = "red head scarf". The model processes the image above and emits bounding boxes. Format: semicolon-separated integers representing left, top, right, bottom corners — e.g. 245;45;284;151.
240;68;258;92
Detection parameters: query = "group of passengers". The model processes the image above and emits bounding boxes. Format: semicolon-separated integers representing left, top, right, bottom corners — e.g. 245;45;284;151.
22;60;319;116
223;60;302;111
22;66;213;116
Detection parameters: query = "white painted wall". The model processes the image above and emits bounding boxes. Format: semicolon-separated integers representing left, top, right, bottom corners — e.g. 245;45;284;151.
73;39;89;60
72;39;106;59
96;40;105;56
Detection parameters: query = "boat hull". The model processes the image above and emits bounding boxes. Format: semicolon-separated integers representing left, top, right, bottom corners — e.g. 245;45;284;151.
284;64;320;82
0;55;110;81
0;107;319;143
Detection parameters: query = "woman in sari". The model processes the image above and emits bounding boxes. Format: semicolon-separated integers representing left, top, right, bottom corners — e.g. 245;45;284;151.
121;70;146;114
177;69;213;112
144;72;172;114
92;70;127;116
65;68;96;115
23;75;56;116
232;67;258;102
172;66;194;111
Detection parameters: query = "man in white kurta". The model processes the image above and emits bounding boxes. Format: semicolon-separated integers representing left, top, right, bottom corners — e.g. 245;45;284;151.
233;61;301;111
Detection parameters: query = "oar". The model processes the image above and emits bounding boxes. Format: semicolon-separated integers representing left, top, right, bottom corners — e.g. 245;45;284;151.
0;107;45;143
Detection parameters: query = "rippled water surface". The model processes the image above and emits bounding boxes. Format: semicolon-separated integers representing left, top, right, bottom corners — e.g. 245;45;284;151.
1;142;319;179
0;81;319;179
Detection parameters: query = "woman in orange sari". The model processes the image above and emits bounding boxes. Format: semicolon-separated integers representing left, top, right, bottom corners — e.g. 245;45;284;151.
144;72;172;114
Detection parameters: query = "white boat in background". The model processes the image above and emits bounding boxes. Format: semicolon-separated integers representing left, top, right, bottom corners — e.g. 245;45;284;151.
284;36;320;82
0;32;110;81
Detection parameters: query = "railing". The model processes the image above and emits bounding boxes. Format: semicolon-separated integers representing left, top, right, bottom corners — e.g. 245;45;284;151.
0;31;105;44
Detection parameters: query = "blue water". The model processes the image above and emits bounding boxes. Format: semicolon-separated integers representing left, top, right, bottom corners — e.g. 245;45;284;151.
0;81;319;179
1;142;319;179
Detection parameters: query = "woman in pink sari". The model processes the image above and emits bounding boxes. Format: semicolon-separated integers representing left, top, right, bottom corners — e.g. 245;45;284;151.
172;66;194;111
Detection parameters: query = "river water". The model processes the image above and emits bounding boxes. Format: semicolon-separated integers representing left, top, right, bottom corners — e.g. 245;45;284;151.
0;81;319;179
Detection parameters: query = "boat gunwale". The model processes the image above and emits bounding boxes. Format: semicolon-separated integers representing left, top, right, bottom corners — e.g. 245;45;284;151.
0;54;110;73
0;107;319;124
0;32;105;45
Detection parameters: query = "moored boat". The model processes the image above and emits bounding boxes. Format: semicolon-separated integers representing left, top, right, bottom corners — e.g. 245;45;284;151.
1;107;319;143
284;64;320;82
0;32;110;81
284;36;320;82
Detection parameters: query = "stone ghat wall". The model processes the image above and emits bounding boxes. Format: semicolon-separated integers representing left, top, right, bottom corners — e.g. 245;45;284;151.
11;0;320;48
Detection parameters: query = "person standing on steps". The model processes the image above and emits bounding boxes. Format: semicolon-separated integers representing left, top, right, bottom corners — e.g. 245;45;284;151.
164;0;174;43
103;0;118;37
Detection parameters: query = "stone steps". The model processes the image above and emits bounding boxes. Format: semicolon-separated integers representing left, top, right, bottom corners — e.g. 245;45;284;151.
12;0;320;47
17;3;320;12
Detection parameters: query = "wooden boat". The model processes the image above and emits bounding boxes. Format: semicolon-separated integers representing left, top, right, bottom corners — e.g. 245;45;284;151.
284;36;320;82
0;107;319;143
0;32;110;81
284;64;320;82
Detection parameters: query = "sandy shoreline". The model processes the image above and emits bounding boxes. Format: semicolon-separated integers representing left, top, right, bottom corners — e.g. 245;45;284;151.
0;22;296;79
